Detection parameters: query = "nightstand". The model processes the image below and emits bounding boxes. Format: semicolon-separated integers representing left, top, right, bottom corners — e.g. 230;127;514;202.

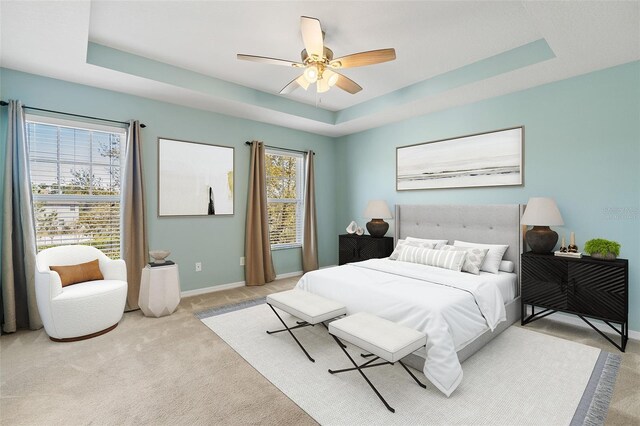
339;234;394;265
521;252;628;351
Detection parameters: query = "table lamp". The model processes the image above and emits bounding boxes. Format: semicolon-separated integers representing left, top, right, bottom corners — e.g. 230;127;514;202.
521;197;564;253
363;200;392;238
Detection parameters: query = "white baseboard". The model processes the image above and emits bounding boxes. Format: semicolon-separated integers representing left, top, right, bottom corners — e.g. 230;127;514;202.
525;307;639;341
181;269;313;298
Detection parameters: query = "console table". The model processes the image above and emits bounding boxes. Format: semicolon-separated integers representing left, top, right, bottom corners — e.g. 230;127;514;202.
521;252;628;351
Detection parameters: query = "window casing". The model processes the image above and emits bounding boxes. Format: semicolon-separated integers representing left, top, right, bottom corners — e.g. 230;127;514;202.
265;149;304;249
26;115;126;259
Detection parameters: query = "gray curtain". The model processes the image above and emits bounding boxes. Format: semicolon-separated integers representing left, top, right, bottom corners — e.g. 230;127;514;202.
302;151;318;273
1;100;42;332
245;141;275;286
120;120;148;311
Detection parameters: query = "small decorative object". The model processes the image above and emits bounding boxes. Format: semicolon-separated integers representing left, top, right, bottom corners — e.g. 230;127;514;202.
355;227;364;236
559;235;568;253
346;221;358;234
521;197;564;253
567;232;578;253
584;238;620;260
149;250;171;264
554;250;582;259
363;200;393;238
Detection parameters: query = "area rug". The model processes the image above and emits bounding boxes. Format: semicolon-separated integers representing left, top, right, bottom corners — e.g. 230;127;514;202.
198;300;620;426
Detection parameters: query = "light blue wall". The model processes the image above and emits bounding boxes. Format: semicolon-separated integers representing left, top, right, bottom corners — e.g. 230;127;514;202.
0;69;338;291
336;61;640;331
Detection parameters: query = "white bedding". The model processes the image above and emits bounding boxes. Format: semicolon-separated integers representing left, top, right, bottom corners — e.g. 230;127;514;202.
295;258;508;397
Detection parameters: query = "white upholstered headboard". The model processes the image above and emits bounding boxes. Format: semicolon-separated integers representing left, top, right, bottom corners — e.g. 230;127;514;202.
394;204;525;294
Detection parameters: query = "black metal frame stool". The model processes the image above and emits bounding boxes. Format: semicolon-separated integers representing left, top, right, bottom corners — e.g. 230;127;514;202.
265;289;346;362
327;312;427;413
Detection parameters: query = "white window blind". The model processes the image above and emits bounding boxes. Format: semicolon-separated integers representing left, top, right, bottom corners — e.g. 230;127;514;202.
26;115;126;259
265;149;304;248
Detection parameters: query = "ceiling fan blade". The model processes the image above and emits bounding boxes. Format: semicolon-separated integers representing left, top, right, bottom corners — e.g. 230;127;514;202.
330;48;396;69
334;72;362;94
300;16;324;58
237;54;303;68
279;74;310;94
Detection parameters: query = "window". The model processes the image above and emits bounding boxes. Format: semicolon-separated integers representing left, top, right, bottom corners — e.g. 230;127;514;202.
265;149;304;248
26;115;127;258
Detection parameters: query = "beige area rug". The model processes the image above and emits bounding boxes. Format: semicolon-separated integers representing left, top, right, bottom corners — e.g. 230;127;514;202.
200;301;619;426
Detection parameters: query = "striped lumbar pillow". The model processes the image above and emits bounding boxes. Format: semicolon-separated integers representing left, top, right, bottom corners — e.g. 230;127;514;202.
397;245;467;272
389;239;435;260
440;245;489;275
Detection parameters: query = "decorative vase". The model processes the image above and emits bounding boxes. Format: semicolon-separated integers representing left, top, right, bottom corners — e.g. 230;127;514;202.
591;252;617;261
355;227;364;236
346;221;358;234
149;250;171;264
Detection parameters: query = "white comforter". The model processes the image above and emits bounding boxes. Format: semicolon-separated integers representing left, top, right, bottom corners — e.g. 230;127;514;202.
295;258;507;396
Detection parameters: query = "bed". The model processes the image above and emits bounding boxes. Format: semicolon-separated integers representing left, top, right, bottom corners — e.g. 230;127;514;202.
295;204;524;396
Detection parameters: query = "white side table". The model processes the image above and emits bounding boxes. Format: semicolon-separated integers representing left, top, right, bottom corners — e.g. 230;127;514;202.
139;264;181;317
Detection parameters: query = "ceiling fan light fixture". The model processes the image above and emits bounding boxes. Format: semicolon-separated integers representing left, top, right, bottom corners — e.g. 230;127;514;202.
303;65;319;83
316;78;330;93
326;71;339;87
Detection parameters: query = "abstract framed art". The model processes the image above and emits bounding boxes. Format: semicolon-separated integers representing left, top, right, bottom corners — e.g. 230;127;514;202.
396;126;523;191
158;138;234;216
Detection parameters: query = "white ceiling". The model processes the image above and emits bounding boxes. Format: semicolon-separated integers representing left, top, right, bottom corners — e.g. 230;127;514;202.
1;1;639;137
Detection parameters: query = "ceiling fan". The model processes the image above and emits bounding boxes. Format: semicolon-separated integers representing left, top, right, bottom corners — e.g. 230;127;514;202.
237;16;396;95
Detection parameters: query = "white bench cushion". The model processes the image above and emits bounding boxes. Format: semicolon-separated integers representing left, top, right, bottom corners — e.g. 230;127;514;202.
329;312;426;363
266;289;346;325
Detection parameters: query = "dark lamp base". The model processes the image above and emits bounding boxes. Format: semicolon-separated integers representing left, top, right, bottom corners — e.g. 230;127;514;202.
526;226;559;254
366;219;389;238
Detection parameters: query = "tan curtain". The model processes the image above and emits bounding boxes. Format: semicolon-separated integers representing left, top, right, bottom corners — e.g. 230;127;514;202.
120;120;148;310
245;141;275;286
302;151;318;273
1;100;42;332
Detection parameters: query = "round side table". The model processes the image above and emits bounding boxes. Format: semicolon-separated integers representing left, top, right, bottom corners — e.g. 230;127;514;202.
139;263;181;317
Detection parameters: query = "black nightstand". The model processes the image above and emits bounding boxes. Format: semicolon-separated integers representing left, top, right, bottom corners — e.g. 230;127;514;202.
521;252;628;351
339;234;394;265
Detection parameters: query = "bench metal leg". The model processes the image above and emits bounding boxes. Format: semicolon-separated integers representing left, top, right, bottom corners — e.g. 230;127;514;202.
266;304;315;363
399;360;426;388
328;335;396;413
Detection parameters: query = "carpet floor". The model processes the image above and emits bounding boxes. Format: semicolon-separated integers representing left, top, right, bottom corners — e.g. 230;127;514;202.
1;276;639;425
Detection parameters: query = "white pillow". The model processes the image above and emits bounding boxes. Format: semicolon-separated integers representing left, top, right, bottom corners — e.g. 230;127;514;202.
499;260;515;273
405;236;448;250
440;245;489;275
389;239;436;260
397;246;467;272
453;240;509;274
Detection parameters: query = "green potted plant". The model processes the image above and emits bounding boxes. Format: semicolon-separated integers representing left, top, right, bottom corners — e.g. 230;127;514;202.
584;238;621;260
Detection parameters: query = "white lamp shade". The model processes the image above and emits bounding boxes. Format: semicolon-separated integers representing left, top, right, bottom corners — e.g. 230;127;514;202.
363;200;392;219
521;197;564;226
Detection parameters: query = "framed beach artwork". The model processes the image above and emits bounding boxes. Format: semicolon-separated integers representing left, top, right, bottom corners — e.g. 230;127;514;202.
158;138;234;216
396;126;523;191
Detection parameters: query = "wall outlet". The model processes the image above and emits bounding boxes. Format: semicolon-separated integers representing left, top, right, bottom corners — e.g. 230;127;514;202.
195;262;202;272
240;257;245;266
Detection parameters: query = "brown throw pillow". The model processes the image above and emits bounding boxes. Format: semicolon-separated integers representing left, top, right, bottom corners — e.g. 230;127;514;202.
50;259;104;287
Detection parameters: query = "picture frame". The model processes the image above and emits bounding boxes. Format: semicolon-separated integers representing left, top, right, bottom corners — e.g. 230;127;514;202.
158;138;234;216
396;126;524;191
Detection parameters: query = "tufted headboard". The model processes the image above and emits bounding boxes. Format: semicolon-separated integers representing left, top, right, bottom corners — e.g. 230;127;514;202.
394;204;525;295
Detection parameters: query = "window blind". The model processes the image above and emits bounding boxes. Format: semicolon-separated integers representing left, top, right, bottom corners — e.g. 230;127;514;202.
265;149;304;248
26;117;126;259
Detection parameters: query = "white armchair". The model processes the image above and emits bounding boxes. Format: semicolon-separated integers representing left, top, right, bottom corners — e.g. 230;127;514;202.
35;245;128;342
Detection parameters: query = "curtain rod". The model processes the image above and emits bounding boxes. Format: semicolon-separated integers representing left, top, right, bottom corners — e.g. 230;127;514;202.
245;141;314;155
0;100;146;128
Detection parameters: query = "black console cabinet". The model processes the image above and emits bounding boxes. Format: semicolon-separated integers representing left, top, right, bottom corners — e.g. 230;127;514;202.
339;234;394;265
521;252;628;351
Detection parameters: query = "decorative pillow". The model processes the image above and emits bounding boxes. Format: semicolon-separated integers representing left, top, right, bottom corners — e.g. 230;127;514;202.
397;246;467;272
499;260;515;273
453;240;509;274
49;259;104;287
389;239;436;260
405;236;449;250
440;245;489;275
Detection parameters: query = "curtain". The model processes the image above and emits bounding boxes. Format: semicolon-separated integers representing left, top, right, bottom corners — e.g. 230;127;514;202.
245;141;275;286
302;151;318;272
1;100;42;332
120;120;148;311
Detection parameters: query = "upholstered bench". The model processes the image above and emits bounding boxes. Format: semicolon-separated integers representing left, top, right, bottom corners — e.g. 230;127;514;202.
266;289;346;362
328;312;427;413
